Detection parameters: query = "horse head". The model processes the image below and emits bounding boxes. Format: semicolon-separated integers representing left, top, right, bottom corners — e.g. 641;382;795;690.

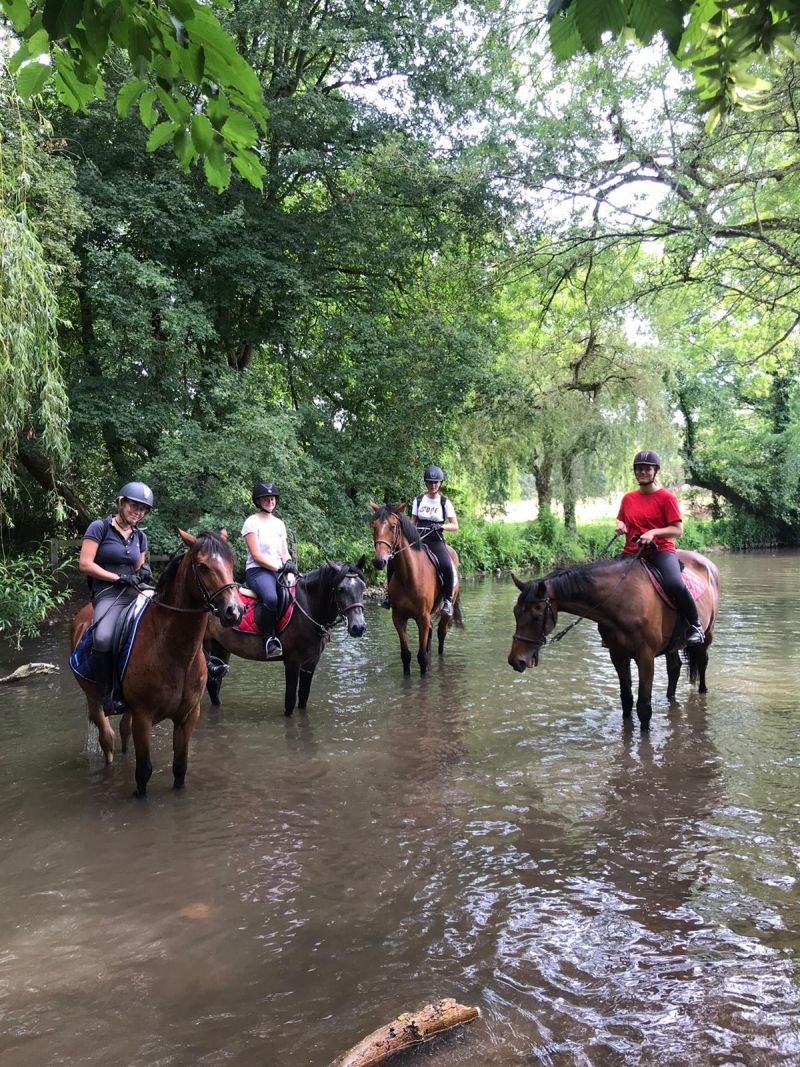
177;529;245;628
508;573;556;671
369;501;407;570
328;558;367;637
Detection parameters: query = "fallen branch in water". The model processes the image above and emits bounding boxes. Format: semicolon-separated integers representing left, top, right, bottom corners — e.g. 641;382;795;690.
329;997;480;1067
0;662;59;684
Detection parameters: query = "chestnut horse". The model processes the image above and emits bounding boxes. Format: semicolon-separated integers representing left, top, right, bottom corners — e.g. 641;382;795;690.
203;560;367;716
370;502;462;676
508;549;720;730
71;530;244;795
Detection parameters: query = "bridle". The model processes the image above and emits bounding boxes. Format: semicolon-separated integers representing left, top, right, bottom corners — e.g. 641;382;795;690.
512;591;554;650
152;551;239;617
281;567;366;637
373;515;437;560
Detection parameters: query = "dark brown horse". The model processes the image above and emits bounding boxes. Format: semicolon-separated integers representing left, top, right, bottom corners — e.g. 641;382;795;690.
508;549;721;730
203;560;367;716
370;502;462;676
71;530;244;795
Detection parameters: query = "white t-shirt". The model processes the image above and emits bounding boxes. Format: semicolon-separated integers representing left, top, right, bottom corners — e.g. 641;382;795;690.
241;513;288;570
412;494;456;525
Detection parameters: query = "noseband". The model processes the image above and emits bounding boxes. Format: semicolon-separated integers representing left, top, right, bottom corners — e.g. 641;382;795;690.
153;551;239;616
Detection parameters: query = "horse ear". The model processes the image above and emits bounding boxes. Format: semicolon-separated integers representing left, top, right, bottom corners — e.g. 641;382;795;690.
391;502;407;513
218;528;229;541
369;500;380;511
178;529;196;546
355;554;367;571
511;572;526;591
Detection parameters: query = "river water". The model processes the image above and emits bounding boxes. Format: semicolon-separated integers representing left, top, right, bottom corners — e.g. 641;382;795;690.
1;551;800;1066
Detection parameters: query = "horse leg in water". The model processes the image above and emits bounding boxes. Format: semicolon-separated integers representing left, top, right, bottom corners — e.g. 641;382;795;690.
666;651;683;703
392;612;413;676
205;640;231;707
284;659;300;717
297;658;320;711
120;711;131;754
132;714;154;798
633;649;655;730
89;699;115;764
172;704;200;790
416;612;432;675
437;613;450;656
608;647;634;721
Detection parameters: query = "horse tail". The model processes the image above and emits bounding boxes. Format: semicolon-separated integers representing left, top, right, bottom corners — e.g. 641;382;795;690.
451;595;465;629
686;645;701;685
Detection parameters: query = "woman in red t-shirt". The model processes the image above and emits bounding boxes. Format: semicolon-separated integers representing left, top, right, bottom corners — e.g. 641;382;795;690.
615;450;705;645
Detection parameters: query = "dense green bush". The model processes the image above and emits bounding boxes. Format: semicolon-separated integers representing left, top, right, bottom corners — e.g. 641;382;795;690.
0;546;70;648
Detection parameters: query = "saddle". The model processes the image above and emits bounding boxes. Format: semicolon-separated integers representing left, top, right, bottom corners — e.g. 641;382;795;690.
422;544;458;607
641;560;706;656
69;591;154;700
234;584;295;636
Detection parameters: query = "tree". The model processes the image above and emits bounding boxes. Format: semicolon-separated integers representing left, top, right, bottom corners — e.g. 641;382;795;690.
2;0;268;190
545;0;800;130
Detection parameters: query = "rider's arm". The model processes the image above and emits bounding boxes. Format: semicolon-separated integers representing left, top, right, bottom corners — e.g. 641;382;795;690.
441;500;458;533
79;538;126;584
639;521;683;543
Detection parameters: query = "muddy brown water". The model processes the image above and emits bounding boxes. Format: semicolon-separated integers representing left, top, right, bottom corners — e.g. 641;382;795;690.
1;551;800;1066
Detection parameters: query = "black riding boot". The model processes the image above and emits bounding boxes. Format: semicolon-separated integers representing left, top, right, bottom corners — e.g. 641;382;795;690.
91;649;124;715
255;603;282;659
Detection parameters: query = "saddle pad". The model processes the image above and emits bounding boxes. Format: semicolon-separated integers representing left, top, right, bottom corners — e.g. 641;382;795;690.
234;589;294;635
69;592;152;684
645;564;705;610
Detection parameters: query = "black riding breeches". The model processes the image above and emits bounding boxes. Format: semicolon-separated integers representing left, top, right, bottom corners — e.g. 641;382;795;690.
649;550;699;626
426;539;454;599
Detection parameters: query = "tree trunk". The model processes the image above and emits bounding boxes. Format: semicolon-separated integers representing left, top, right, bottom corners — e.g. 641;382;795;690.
561;451;577;532
533;451;553;514
329;998;480;1067
17;446;94;529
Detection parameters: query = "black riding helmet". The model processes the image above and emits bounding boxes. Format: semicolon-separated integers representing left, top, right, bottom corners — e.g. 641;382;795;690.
118;481;154;509
252;481;280;506
423;464;445;483
632;450;660;470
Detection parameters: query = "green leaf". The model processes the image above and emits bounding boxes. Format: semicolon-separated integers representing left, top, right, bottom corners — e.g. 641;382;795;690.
190;113;215;152
204;139;231;192
231;147;265;188
181;44;206;83
221;109;258;147
3;0;31;31
549;7;583;61
155;85;191;124
139;88;158;127
165;0;195;22
16;61;52;100
42;0;83;39
574;0;625;52
173;127;195;169
116;77;147;117
146;120;178;151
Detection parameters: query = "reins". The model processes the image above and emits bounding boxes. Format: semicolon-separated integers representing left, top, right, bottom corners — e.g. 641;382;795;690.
516;534;647;650
279;568;365;639
150;551;238;617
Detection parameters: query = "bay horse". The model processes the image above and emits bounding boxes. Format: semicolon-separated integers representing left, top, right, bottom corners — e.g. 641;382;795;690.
507;549;721;730
70;530;244;795
203;560;367;716
370;502;462;676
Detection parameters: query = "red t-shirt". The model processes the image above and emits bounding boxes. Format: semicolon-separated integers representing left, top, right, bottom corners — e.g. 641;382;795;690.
617;487;682;554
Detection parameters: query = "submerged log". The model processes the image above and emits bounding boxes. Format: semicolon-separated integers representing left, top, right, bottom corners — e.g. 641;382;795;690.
0;662;59;684
330;997;480;1067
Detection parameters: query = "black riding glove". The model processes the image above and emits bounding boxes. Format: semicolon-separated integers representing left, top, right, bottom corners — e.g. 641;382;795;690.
136;564;153;584
282;560;300;576
116;573;139;588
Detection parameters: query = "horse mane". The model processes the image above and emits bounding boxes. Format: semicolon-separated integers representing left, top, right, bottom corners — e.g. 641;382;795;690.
302;560;367;598
154;531;235;594
372;505;422;550
535;556;628;602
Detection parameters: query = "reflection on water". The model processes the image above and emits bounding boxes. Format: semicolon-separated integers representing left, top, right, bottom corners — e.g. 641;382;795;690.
1;551;800;1065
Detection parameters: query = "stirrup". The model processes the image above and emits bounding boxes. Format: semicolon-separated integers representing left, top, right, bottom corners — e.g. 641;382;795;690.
265;636;283;659
686;623;705;646
381;595;391;609
206;655;229;681
441;598;453;617
102;692;126;716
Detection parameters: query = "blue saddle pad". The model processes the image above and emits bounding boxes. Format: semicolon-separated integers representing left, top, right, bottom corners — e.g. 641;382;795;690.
69;593;152;684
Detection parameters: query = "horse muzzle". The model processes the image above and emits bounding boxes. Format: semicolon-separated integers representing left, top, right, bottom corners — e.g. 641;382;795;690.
508;646;539;671
373;554;388;571
347;610;366;638
217;597;246;628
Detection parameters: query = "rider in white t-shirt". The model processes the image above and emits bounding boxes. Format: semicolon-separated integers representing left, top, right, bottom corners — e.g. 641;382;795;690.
411;464;458;616
242;481;296;658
